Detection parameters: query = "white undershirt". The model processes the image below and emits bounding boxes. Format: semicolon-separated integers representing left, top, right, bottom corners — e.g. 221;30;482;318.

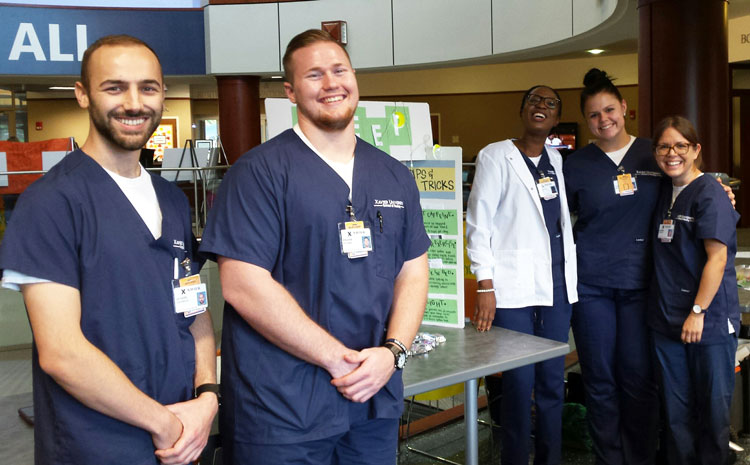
2;164;162;291
102;164;162;239
671;173;703;207
294;125;355;201
606;135;636;166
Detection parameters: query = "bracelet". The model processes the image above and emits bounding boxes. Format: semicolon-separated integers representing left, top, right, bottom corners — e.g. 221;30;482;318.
385;338;408;354
477;288;495;293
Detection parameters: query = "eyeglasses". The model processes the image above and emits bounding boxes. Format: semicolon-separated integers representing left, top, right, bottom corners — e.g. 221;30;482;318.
654;143;693;156
526;94;560;109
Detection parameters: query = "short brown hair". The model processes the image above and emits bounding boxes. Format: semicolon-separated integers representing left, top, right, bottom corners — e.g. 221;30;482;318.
652;115;702;169
282;29;351;83
80;35;162;90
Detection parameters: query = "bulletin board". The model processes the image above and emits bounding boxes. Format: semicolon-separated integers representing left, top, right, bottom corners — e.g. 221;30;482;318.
146;118;177;162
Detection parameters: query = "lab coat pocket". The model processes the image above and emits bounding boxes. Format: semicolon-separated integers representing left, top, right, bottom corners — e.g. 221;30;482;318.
493;248;535;298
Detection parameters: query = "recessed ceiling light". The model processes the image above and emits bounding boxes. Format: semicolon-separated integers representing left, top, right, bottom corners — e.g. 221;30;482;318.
49;86;75;90
270;76;283;79
587;49;605;55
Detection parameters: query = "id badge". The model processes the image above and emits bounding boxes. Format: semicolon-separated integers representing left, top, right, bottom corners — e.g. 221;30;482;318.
536;177;558;200
658;220;675;243
172;274;208;317
338;220;373;259
613;173;638;196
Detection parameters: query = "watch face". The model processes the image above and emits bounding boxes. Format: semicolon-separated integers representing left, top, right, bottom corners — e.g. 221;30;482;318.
396;352;406;369
692;305;702;314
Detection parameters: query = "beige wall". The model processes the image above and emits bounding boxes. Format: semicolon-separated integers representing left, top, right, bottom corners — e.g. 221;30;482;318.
162;98;192;149
27;97;194;149
27;99;89;144
192;99;219;118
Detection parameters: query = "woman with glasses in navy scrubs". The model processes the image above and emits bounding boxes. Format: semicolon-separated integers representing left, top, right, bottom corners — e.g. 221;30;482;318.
563;69;663;465
467;85;578;465
649;116;739;465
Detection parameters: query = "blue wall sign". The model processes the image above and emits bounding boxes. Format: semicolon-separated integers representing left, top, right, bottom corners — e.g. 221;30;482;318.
0;5;206;75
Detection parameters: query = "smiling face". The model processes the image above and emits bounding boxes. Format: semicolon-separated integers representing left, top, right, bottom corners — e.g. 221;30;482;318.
654;127;702;186
583;91;628;145
520;86;560;137
283;41;359;133
75;44;164;154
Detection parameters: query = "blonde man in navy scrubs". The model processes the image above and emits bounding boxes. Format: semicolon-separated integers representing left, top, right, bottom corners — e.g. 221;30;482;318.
200;29;430;464
0;35;218;465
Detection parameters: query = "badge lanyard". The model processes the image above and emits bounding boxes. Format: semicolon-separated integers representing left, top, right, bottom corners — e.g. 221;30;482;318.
658;207;675;243
171;255;208;317
613;166;638;196
338;203;374;259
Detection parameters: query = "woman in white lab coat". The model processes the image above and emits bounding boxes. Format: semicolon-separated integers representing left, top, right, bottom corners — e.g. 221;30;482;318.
466;85;577;465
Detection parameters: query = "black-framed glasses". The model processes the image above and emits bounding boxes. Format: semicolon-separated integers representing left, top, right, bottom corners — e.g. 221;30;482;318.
526;94;560;109
654;143;693;156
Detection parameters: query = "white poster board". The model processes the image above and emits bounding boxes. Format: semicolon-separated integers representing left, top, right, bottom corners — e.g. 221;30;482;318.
265;98;432;161
405;146;465;328
161;147;212;182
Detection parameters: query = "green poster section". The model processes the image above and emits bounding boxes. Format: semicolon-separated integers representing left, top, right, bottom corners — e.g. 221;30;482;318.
427;238;457;265
425;298;459;325
422;209;459;235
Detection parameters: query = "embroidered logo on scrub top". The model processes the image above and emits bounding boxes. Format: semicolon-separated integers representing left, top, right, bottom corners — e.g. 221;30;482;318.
636;170;664;177
173;239;185;250
374;199;404;209
674;215;695;223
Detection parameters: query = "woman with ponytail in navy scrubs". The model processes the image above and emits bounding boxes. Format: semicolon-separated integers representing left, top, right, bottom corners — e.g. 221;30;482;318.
467;85;578;465
650;116;739;465
564;69;663;465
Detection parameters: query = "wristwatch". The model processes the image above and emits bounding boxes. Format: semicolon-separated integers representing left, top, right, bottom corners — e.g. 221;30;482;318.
195;383;221;403
384;341;407;370
692;304;705;315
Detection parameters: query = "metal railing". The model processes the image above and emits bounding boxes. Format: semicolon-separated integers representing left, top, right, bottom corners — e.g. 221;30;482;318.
0;165;229;237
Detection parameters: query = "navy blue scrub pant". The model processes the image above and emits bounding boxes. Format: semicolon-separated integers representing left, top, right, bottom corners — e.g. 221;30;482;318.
570;284;659;465
492;283;572;465
224;401;398;465
652;331;737;465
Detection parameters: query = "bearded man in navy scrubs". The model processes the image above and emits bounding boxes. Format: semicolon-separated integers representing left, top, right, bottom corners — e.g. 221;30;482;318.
0;35;218;465
200;29;430;464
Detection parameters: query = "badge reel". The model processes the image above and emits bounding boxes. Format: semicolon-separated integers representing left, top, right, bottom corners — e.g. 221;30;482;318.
338;205;373;259
536;176;558;200
171;256;208;318
613;170;638;196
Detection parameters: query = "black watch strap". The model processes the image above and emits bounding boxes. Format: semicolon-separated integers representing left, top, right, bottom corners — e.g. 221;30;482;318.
195;383;220;400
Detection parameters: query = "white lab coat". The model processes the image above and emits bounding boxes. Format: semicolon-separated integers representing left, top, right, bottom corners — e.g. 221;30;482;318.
466;139;578;308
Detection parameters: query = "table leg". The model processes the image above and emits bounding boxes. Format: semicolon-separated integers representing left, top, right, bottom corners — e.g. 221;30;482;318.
464;378;478;465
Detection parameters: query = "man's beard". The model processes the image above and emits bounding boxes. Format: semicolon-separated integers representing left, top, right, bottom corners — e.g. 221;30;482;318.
298;102;355;132
90;107;161;151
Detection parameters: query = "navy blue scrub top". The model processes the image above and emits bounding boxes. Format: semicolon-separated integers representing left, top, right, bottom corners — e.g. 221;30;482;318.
564;138;663;289
520;149;564;279
200;129;431;444
0;150;200;465
650;174;740;344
